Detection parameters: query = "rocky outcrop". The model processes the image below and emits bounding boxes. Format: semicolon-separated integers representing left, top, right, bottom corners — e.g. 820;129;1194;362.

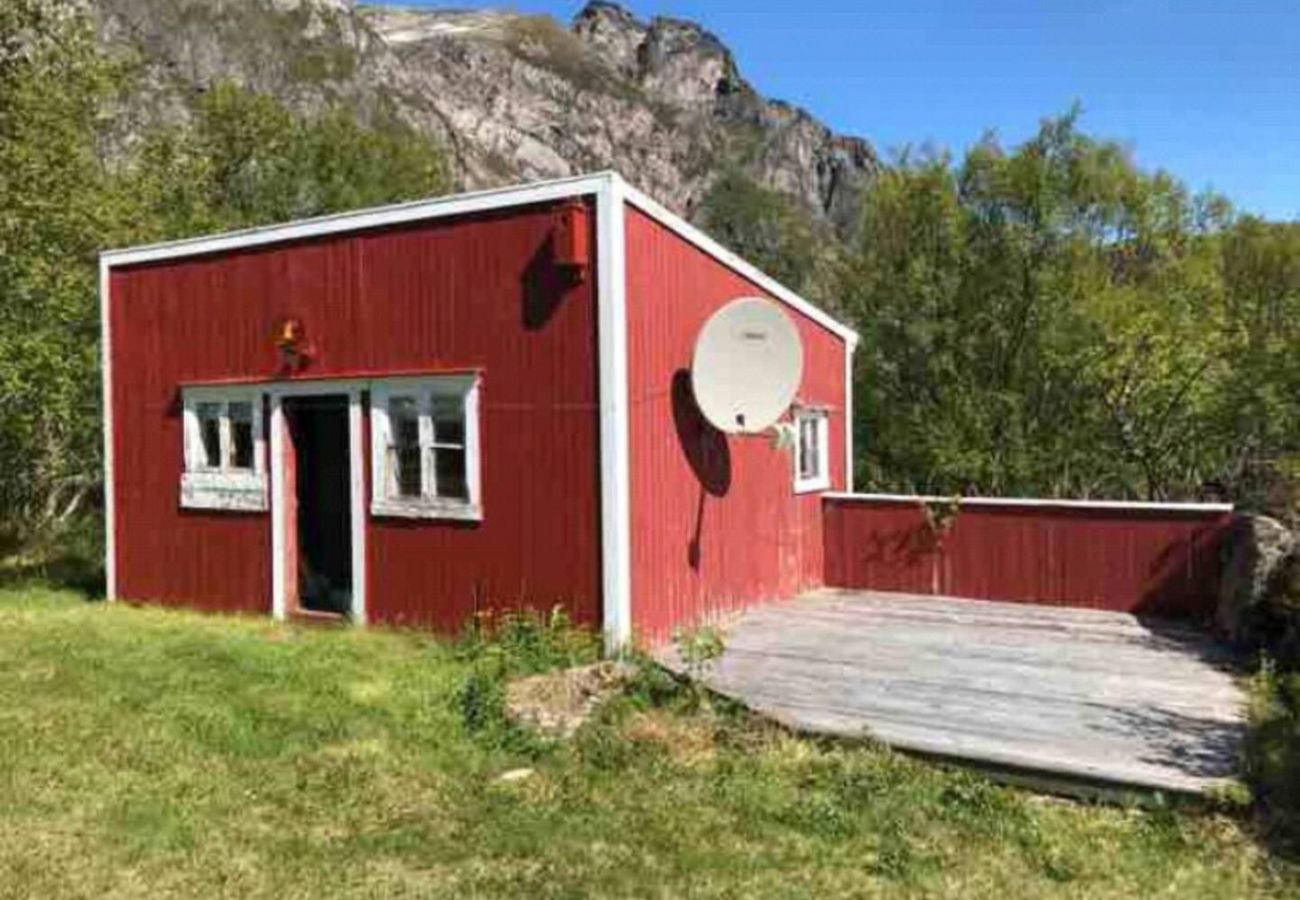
91;0;877;234
1218;515;1300;659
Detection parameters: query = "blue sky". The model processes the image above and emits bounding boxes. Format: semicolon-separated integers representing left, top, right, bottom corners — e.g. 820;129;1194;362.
386;1;1300;220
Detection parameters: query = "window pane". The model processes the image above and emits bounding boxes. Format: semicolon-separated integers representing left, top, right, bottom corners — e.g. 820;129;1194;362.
197;402;222;469
799;417;821;480
388;397;422;498
431;396;465;446
229;401;254;470
433;447;469;501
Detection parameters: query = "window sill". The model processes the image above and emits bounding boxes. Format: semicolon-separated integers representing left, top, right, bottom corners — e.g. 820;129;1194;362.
181;472;268;512
794;477;832;496
370;498;482;522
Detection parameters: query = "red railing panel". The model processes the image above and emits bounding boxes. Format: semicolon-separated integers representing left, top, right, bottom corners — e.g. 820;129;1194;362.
823;495;1234;618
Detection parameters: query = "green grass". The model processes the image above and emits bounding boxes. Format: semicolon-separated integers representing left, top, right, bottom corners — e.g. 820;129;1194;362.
0;587;1294;899
1247;661;1300;855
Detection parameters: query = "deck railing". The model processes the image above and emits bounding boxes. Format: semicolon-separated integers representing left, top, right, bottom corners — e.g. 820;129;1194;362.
822;493;1235;618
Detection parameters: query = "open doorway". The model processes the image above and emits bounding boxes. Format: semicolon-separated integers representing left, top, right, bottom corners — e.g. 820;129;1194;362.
284;394;352;617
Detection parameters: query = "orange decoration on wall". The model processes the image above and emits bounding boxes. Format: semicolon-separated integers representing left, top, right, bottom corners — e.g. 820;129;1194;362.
275;317;314;373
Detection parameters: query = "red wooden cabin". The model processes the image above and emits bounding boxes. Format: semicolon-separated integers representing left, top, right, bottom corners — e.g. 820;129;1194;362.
101;173;858;645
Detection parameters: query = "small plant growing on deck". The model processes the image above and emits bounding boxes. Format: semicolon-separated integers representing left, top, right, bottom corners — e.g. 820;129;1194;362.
920;496;962;538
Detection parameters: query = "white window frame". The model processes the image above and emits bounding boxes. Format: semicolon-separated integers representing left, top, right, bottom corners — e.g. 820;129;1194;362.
180;387;267;512
370;375;482;521
792;406;831;494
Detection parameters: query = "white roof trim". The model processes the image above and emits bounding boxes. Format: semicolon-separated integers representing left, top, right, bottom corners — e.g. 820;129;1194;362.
620;182;860;346
100;172;618;267
824;492;1234;514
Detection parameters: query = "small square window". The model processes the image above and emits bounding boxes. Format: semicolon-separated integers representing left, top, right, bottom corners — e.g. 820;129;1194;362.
371;376;481;521
793;408;830;494
181;390;267;512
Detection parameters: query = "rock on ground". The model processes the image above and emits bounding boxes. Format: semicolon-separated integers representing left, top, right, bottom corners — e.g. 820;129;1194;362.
1217;514;1298;650
505;661;635;737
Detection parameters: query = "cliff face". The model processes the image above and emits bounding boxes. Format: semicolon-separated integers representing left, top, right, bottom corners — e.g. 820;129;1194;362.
93;0;876;232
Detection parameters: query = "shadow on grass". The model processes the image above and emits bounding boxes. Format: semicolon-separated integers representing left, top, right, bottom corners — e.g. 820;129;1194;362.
0;551;106;599
1243;664;1300;865
0;514;106;600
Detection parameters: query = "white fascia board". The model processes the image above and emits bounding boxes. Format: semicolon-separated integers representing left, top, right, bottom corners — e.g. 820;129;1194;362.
823;492;1235;514
100;173;619;268
619;182;860;347
597;175;633;650
100;256;116;600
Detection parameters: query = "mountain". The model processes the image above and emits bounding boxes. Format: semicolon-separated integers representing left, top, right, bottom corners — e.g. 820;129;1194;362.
93;0;878;234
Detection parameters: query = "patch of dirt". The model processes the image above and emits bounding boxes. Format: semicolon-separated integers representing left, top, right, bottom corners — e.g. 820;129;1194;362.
623;710;717;767
505;661;634;736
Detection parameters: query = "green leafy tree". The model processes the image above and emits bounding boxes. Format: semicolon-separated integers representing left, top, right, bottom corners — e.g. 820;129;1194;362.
1217;217;1300;513
0;0;125;530
839;110;1273;501
126;81;450;240
699;169;822;294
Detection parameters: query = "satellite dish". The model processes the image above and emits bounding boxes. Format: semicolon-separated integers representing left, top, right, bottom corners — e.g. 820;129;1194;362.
691;297;804;435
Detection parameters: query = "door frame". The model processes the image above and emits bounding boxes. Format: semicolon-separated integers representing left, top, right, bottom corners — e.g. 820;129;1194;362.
268;381;368;624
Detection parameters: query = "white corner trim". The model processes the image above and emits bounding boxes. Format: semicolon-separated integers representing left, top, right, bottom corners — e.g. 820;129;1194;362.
823;492;1235;514
349;392;368;626
100;257;116;600
269;394;287;622
101;173;618;268
598;174;633;649
844;341;856;494
620;183;860;347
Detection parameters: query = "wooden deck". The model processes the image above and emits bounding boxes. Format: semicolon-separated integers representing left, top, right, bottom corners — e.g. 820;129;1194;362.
658;589;1247;795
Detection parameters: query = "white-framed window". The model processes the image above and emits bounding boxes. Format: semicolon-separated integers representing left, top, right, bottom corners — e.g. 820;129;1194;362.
181;387;267;511
370;375;482;521
793;406;831;494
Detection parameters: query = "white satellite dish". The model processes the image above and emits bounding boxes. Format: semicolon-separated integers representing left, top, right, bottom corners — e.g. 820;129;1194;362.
691;297;804;435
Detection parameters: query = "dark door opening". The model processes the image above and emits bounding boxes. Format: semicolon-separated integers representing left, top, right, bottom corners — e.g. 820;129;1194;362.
285;395;352;617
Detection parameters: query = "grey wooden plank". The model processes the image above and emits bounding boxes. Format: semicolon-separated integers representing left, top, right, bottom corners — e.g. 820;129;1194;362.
715;624;1241;706
711;648;1244;720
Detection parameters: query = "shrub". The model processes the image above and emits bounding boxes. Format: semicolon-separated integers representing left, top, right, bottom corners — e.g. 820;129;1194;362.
453;605;601;750
458;605;601;677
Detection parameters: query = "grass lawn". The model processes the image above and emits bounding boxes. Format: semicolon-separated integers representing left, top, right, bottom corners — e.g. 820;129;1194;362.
0;586;1295;899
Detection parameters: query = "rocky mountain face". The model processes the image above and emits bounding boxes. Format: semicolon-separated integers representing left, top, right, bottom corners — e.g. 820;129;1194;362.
92;0;877;233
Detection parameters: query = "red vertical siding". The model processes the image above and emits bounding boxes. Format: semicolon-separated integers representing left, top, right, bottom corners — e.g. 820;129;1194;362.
822;497;1233;618
109;203;602;629
625;207;849;643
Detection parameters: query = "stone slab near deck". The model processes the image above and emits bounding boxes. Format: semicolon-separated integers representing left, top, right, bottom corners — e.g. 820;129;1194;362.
657;589;1247;795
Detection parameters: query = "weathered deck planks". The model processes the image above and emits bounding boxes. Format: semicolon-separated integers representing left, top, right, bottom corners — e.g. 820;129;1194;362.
657;589;1247;795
